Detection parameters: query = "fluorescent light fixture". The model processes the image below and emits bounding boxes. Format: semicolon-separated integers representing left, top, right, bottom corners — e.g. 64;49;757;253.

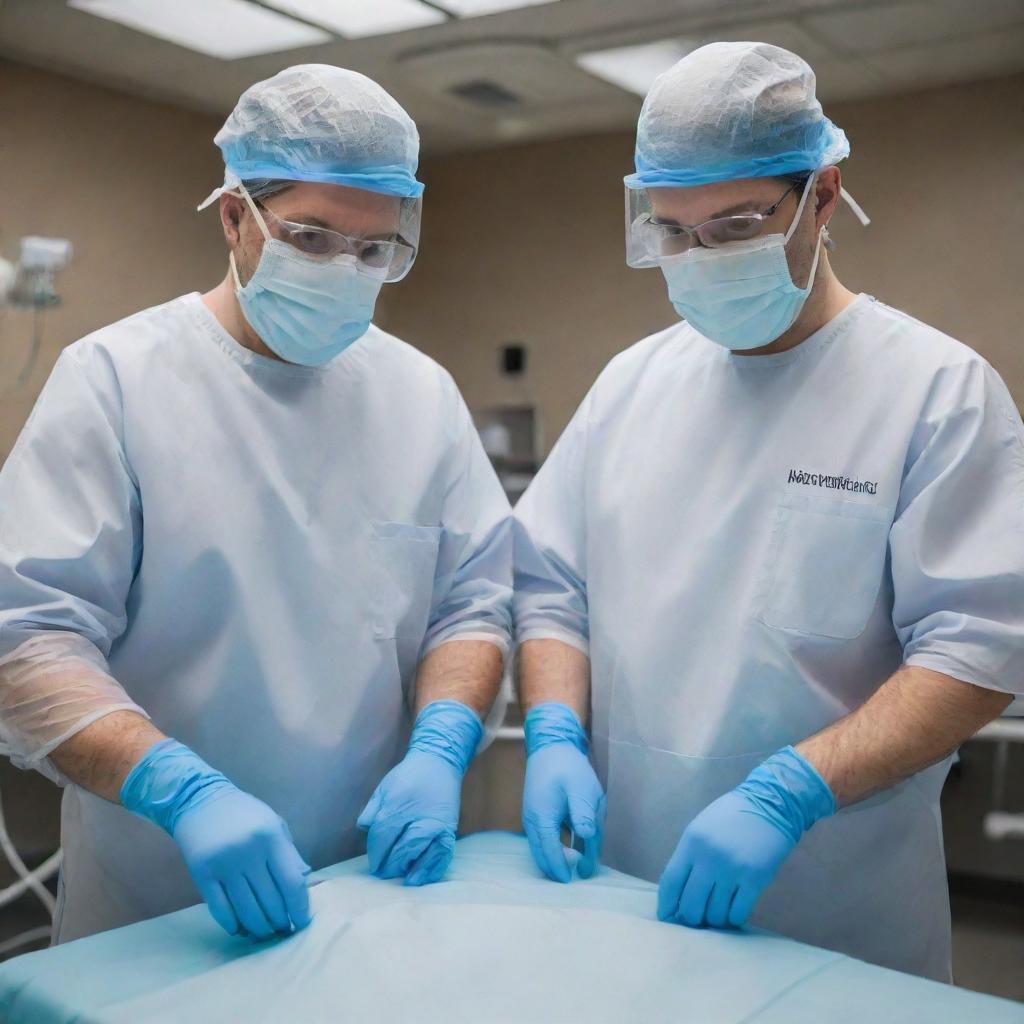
576;40;696;97
68;0;331;59
432;0;558;15
263;0;447;38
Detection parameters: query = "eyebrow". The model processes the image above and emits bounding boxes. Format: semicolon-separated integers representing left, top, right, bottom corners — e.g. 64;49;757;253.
655;199;764;228
283;211;332;229
709;200;765;219
279;210;399;238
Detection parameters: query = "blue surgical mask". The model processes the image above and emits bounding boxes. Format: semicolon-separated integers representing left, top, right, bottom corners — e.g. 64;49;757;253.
230;190;385;366
660;174;823;351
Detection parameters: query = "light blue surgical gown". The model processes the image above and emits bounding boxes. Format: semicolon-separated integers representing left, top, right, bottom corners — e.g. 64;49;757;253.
514;294;1024;981
0;293;512;941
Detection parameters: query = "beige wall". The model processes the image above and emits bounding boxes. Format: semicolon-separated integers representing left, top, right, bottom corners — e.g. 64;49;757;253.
377;72;1024;451
0;60;225;457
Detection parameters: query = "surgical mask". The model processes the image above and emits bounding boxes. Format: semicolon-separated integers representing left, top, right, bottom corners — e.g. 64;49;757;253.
659;174;824;351
230;189;385;366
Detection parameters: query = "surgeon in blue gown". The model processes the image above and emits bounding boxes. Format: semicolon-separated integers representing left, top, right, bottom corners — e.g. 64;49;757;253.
0;65;511;943
515;42;1024;981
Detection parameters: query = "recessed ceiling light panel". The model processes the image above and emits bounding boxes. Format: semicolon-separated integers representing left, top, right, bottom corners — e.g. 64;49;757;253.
433;0;558;17
263;0;447;39
68;0;332;59
576;40;696;97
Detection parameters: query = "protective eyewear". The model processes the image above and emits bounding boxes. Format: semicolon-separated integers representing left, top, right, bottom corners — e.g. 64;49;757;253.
256;202;418;283
626;178;807;267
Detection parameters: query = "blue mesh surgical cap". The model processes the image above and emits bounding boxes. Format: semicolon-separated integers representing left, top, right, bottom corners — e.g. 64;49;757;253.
624;41;850;190
199;64;424;208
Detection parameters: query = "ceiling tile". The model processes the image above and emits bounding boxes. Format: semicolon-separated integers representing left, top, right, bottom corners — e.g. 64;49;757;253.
1;0;1019;156
862;26;1024;89
693;18;836;65
804;0;1024;56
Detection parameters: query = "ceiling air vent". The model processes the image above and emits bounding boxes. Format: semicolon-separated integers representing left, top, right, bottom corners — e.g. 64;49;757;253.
399;41;610;109
447;79;523;108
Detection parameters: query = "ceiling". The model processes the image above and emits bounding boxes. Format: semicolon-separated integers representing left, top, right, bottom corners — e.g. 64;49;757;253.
2;0;1023;155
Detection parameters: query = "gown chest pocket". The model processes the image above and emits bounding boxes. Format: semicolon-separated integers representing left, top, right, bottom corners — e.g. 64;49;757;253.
369;521;443;642
757;494;893;640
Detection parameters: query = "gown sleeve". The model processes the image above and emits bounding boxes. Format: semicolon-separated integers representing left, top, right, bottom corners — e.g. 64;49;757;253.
513;390;594;657
891;357;1024;694
421;382;513;659
0;347;147;776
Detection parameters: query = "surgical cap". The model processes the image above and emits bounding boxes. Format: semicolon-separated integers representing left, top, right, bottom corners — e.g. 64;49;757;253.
201;64;424;206
625;42;849;190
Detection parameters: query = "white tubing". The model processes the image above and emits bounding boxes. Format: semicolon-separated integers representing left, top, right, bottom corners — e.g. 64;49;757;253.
494;726;525;742
0;925;52;958
984;811;1024;841
0;784;59;918
840;186;871;226
975;718;1024;743
0;850;60;912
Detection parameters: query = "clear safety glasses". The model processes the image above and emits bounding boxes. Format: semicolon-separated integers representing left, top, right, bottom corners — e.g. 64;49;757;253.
239;187;421;283
625;178;806;268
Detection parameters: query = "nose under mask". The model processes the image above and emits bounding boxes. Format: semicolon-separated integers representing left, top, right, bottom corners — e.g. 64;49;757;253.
230;189;385;367
660;174;824;351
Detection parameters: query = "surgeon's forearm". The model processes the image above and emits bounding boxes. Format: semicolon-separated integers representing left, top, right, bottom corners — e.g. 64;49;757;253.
796;664;1012;806
415;639;504;717
517;639;591;724
50;710;166;803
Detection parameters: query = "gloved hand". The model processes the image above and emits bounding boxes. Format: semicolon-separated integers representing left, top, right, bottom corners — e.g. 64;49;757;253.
522;702;606;883
657;746;835;929
358;699;482;887
121;738;312;941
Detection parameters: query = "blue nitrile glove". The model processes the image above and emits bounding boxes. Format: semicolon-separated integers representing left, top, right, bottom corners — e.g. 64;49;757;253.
522;702;606;883
358;699;482;887
658;746;836;929
121;739;312;941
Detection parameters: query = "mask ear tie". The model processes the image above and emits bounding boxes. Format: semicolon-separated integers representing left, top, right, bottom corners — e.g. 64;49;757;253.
839;186;870;227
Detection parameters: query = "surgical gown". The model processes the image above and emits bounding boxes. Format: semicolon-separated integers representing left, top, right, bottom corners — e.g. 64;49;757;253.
514;294;1024;981
0;292;512;942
